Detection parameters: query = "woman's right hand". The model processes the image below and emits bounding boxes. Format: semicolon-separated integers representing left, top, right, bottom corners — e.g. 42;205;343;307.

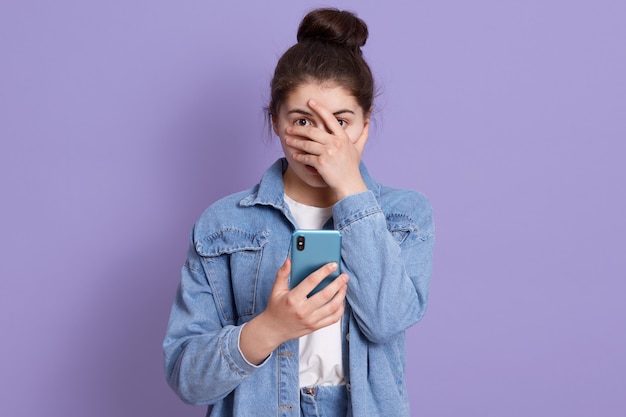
239;259;348;365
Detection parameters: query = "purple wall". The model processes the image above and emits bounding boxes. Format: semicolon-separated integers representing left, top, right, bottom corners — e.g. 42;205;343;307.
1;1;624;416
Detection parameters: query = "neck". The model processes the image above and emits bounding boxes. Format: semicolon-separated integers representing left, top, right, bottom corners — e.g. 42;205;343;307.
283;168;336;208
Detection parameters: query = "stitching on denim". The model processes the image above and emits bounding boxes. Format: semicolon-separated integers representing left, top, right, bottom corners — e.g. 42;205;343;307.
385;213;419;232
250;248;263;316
220;328;247;377
205;260;233;322
337;207;382;230
184;259;203;275
199;230;269;320
197;229;268;256
206;228;258;241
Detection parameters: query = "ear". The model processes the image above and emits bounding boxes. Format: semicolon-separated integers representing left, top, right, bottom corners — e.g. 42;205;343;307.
352;106;372;147
270;105;279;136
364;106;373;124
353;119;370;156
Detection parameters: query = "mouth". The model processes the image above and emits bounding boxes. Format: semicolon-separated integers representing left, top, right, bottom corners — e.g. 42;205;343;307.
305;165;320;175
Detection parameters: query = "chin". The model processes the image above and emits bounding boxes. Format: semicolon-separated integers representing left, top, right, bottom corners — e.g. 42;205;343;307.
301;174;327;187
301;172;329;188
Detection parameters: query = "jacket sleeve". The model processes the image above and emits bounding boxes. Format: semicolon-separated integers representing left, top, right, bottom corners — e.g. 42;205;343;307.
162;235;266;406
333;189;434;344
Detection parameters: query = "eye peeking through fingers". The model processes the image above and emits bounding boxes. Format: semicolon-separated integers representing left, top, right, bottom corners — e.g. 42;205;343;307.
294;118;312;127
337;119;347;127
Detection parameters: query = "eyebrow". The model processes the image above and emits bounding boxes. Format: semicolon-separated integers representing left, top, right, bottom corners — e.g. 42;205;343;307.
286;108;355;117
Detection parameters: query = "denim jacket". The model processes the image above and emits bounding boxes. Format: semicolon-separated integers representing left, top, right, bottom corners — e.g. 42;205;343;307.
163;158;434;417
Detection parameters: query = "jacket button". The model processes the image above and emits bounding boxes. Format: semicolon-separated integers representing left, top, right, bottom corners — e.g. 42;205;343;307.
345;332;350;342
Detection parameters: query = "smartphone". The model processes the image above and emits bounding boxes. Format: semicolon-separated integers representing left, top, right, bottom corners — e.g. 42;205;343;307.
290;230;342;297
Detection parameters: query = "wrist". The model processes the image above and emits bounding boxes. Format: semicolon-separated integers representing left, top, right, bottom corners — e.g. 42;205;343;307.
239;312;282;365
334;179;367;201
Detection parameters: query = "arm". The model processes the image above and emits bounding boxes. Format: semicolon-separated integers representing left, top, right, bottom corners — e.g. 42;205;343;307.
334;190;434;344
163;234;349;404
283;99;434;342
162;244;262;405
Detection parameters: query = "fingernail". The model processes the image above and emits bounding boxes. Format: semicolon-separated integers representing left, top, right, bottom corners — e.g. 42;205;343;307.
309;99;317;106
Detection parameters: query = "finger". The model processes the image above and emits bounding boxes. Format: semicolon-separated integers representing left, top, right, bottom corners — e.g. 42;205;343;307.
271;258;291;294
309;273;349;305
311;283;347;327
291;150;320;168
287;124;329;146
291;262;339;298
308;99;344;136
285;134;324;155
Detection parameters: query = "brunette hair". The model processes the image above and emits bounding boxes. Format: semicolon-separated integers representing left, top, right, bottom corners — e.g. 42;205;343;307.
268;8;375;117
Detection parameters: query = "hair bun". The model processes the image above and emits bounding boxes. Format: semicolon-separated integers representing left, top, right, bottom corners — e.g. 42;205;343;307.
297;8;368;52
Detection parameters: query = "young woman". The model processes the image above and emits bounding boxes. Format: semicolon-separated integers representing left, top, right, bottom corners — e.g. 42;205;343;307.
163;8;434;417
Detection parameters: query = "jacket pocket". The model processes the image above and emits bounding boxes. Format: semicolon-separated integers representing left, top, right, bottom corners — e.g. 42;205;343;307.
196;229;269;322
386;214;420;245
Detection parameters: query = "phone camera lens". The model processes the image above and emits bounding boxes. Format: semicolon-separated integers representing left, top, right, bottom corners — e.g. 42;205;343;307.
297;235;305;251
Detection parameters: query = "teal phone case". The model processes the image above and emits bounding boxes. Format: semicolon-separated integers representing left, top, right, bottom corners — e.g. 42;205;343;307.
290;230;342;297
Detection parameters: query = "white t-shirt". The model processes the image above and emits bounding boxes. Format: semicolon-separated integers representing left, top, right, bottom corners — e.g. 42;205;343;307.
284;194;345;388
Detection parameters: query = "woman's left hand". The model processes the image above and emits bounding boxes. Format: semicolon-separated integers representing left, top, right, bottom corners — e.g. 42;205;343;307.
285;99;369;201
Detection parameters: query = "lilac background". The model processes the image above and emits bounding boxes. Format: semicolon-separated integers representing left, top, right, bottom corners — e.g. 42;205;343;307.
1;1;624;416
